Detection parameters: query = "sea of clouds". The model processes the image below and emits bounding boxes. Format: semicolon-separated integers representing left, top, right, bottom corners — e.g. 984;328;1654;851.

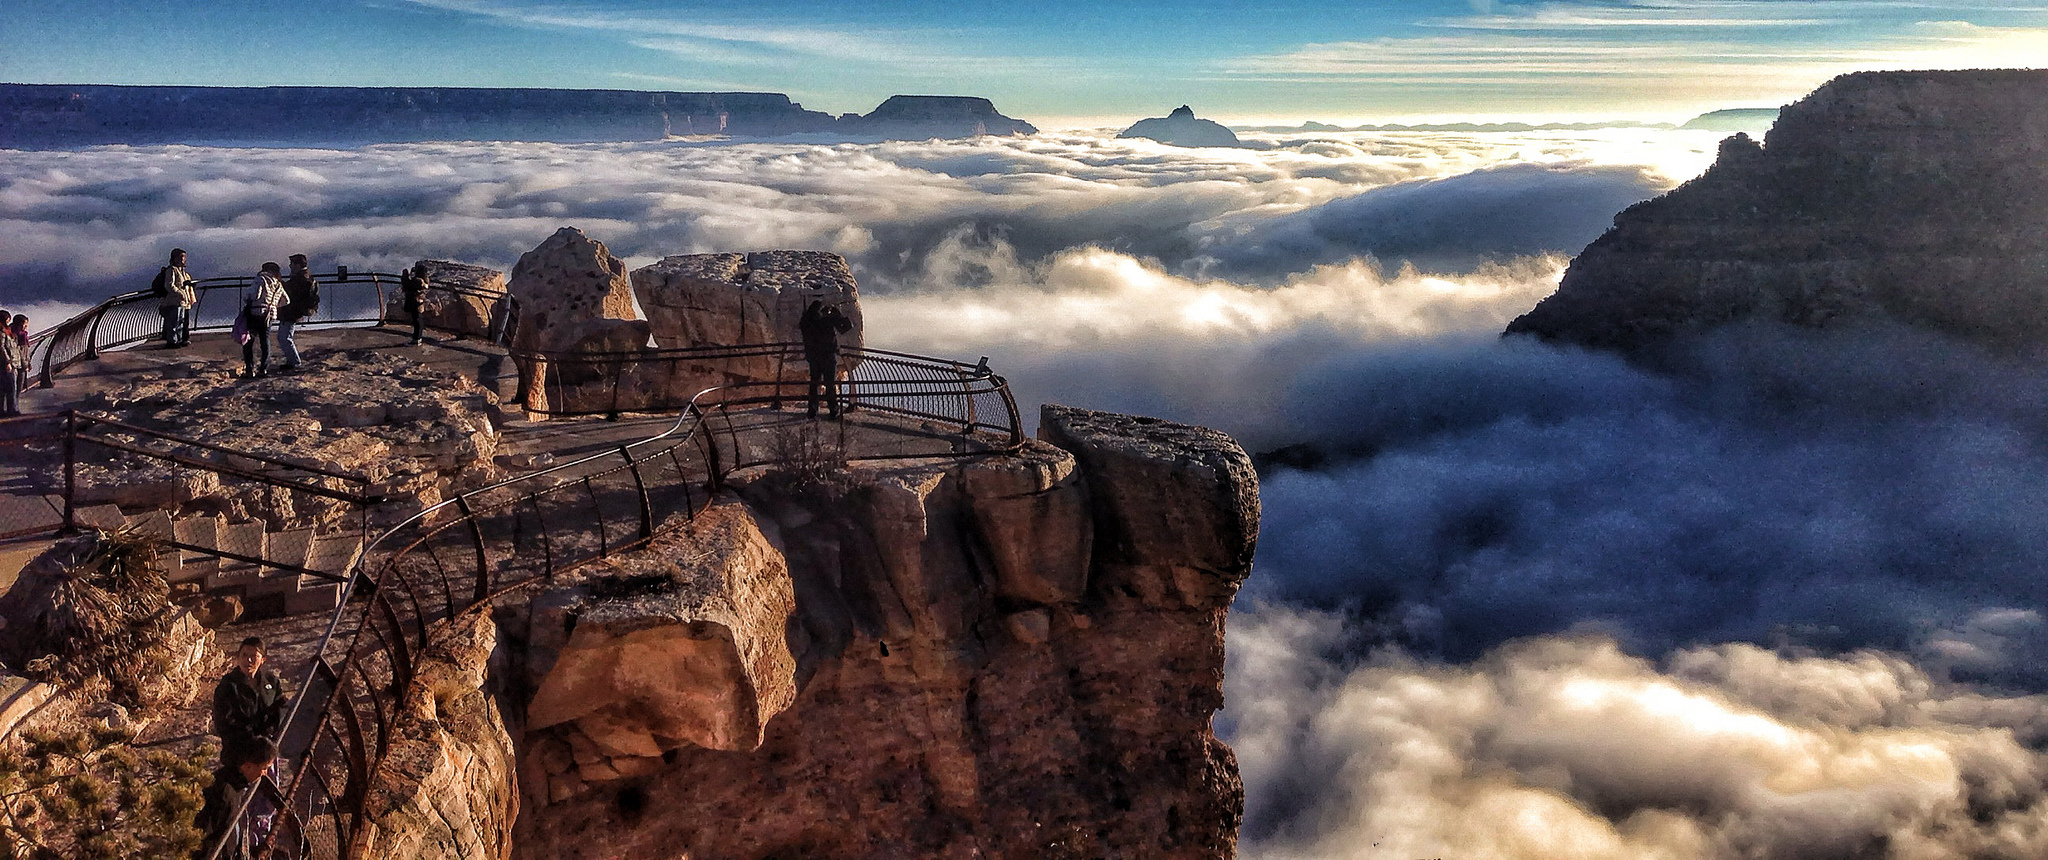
10;127;2048;857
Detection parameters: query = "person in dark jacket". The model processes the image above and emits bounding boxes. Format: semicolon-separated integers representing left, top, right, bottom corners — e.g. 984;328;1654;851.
0;309;20;417
399;263;429;345
798;297;852;417
155;248;198;348
194;736;280;860
275;254;317;371
212;636;289;753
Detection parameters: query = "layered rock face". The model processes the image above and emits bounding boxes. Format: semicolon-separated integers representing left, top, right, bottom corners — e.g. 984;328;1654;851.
504;404;1256;859
352;611;519;860
630;250;865;391
846;95;1039;138
1507;70;2048;353
0;85;839;146
1118;105;1245;148
0;85;1043;147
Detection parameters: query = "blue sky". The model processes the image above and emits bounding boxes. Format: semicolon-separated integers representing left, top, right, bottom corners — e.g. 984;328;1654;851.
2;0;2045;124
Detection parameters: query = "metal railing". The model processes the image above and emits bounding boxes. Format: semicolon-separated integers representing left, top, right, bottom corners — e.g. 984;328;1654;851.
21;274;1024;859
25;270;513;388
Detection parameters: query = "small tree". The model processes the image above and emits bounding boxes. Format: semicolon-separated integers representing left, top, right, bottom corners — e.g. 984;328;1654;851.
0;724;212;859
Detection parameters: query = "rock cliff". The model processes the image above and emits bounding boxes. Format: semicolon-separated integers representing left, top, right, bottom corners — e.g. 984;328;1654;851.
496;404;1256;858
0;84;1039;146
1506;70;2048;353
1118;105;1246;148
843;95;1038;139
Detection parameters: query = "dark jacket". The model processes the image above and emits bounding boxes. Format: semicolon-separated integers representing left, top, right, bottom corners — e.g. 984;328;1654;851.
279;271;319;322
194;766;271;860
798;301;852;362
212;667;288;748
400;270;429;310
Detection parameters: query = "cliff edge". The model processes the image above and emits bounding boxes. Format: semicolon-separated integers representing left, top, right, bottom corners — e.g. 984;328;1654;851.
1505;69;2048;353
487;404;1256;858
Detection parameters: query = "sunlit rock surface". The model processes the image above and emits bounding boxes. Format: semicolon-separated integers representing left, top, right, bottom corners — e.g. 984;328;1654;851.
1507;70;2048;353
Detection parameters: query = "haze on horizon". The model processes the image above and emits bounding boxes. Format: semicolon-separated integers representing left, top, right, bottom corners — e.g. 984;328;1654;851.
3;0;2048;124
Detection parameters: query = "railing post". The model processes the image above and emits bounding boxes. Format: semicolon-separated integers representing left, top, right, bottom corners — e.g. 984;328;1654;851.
82;308;105;360
60;410;76;535
620;446;654;540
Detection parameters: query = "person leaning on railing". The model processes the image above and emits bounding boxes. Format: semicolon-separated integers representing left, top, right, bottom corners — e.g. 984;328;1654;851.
276;253;318;372
154;247;198;348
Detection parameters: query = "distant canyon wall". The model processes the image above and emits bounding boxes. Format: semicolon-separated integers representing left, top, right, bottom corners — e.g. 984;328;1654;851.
0;84;1035;147
1506;69;2048;353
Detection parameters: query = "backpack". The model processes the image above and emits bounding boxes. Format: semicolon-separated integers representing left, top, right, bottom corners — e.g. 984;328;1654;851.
151;268;169;297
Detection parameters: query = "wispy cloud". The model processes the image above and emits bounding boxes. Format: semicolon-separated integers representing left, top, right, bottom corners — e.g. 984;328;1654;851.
390;0;1032;71
1220;1;2048;108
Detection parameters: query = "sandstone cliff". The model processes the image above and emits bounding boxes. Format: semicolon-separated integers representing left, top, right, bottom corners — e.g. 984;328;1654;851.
487;404;1256;858
1505;70;2048;353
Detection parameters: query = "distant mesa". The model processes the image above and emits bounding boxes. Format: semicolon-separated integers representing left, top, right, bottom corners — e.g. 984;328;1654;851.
0;84;1038;147
1506;69;2048;354
1679;107;1781;133
1117;105;1247;148
842;94;1037;139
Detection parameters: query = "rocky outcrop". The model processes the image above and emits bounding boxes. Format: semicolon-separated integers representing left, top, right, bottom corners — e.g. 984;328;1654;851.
66;349;503;525
629;250;864;394
507;228;650;413
846;95;1038;138
505;405;1255;859
1507;70;2048;353
1118;105;1245;148
386;260;509;340
521;501;798;795
351;610;518;860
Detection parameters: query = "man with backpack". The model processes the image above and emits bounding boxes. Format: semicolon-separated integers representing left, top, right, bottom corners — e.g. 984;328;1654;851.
276;253;318;371
154;248;197;347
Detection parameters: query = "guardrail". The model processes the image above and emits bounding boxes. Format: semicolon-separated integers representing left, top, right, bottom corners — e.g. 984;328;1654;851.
26;270;513;388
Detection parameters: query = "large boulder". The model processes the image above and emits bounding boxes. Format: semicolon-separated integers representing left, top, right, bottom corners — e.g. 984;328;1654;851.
384;260;509;340
523;501;797;795
1038;404;1259;610
630;250;864;395
507;228;652;412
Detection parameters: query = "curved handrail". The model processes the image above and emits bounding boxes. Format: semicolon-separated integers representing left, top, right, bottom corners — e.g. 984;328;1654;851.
27;271;509;388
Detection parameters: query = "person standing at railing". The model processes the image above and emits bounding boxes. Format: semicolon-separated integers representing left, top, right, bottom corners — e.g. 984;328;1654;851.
275;253;318;372
400;262;430;345
0;308;20;417
799;296;853;418
9;315;26;399
238;263;287;379
154;247;198;348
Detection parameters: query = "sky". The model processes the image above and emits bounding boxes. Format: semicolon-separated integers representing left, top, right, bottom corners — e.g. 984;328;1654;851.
3;0;2048;124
